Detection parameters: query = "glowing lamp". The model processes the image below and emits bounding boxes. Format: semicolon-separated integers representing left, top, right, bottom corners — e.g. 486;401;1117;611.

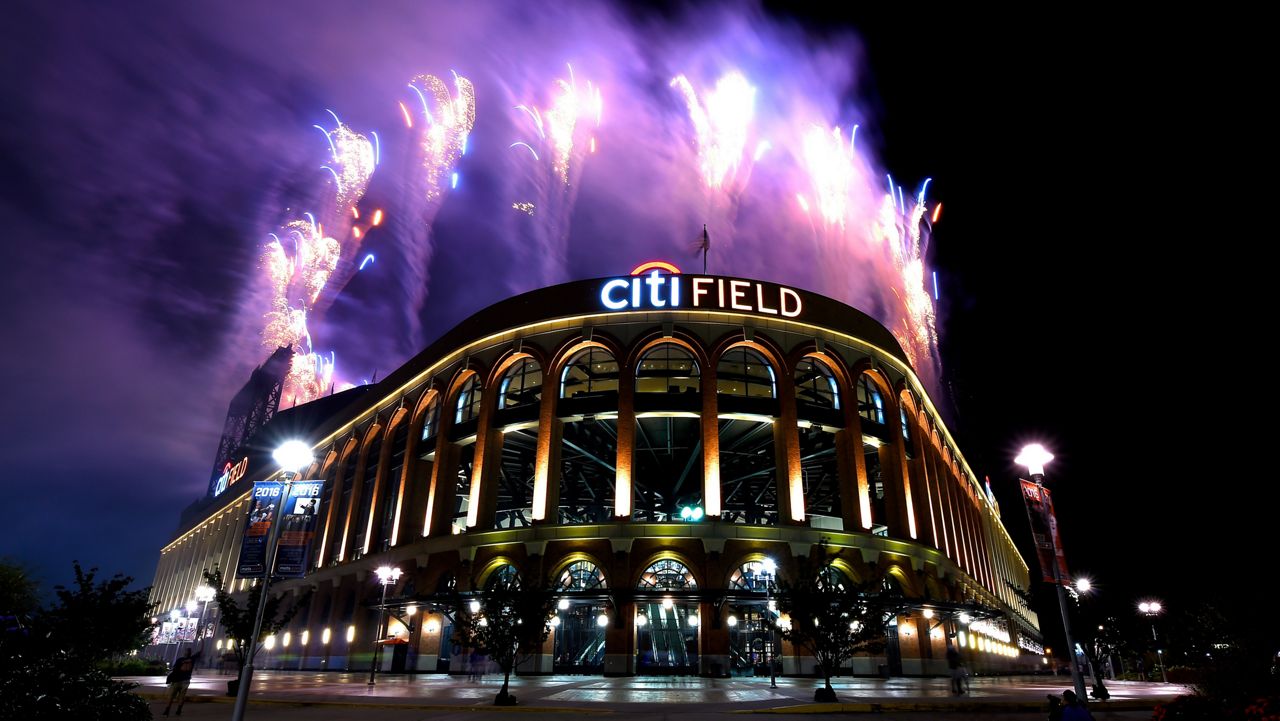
1075;578;1092;593
596;614;610;628
1015;444;1053;476
273;440;314;474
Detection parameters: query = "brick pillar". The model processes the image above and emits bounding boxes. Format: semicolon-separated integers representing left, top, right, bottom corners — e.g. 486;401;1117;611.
615;361;636;520
775;372;805;524
701;361;721;518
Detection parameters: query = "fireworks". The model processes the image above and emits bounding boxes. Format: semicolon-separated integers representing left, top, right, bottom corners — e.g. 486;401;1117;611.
670;71;756;190
408;73;476;200
802;124;859;227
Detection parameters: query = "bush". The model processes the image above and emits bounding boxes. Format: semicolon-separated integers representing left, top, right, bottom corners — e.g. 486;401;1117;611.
1152;694;1280;721
103;656;168;676
0;650;152;721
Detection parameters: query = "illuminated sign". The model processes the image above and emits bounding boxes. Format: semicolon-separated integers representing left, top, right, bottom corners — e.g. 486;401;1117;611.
1018;636;1044;655
213;456;249;497
600;263;802;318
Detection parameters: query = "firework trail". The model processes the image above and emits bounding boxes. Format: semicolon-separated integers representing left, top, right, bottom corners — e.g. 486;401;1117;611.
394;72;475;347
508;63;603;286
669;70;764;267
258;111;381;405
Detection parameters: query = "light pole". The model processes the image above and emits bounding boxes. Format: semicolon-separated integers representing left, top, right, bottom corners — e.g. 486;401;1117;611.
1072;577;1110;700
1016;443;1087;702
369;565;403;686
1138;601;1168;683
194;585;215;668
230;439;313;721
168;609;182;667
762;558;778;688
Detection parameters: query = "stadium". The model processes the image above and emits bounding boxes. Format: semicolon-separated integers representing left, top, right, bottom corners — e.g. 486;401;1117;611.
146;263;1042;678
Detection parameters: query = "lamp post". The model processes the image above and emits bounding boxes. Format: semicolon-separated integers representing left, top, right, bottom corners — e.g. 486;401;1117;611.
1016;443;1087;702
1138;601;1167;683
194;585;215;668
369;565;403;686
762;558;778;688
168;609;182;667
230;440;312;721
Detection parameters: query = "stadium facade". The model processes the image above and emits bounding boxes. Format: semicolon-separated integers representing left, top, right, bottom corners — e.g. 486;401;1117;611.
146;264;1042;678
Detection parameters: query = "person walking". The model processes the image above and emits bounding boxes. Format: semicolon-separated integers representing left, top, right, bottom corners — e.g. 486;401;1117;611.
946;644;966;695
161;648;199;716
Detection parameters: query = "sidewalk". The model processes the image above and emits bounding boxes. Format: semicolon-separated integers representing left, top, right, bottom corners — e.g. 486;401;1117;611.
123;671;1188;715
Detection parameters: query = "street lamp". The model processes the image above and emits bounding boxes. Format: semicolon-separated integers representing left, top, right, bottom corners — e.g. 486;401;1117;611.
230;440;313;721
761;558;778;688
194;585;215;668
1016;443;1087;702
1138;600;1168;683
168;609;183;667
369;565;403;686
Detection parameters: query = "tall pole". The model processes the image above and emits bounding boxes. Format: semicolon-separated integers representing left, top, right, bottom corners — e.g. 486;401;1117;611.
1036;471;1087;702
369;581;389;686
230;475;293;721
766;573;777;689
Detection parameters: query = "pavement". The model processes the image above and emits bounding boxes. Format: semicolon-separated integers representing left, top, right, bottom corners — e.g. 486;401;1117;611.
123;671;1188;719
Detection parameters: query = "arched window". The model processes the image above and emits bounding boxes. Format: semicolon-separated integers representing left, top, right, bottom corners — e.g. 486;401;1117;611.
637;559;698;591
378;421;410;550
556;561;607;591
717;347;776;398
817;565;852;593
728;560;777;592
560;348;619;399
795;357;840;409
352;434;382;557
420;394;440;442
499;358;543;409
331;449;359;564
455;376;483;424
484;563;522;592
857;376;885;425
900;407;912;446
636;344;699;394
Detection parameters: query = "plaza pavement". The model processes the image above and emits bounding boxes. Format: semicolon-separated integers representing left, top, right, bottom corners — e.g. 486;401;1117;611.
123;670;1187;719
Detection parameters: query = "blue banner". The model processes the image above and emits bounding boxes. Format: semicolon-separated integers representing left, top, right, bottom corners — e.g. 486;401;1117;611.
236;481;285;578
273;480;325;578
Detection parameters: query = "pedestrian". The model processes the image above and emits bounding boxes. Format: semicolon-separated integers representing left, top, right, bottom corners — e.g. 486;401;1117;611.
162;648;199;716
1046;694;1064;721
946;644;966;695
1060;690;1095;721
468;649;481;682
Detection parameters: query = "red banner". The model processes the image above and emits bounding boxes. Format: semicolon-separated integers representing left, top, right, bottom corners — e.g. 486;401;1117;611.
1020;480;1070;584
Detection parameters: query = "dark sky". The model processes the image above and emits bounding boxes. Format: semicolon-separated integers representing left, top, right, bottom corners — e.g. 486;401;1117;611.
0;1;1257;644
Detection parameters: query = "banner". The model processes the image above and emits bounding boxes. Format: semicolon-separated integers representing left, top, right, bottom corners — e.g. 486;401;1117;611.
236;481;286;578
273;480;325;577
1020;479;1070;583
159;620;177;645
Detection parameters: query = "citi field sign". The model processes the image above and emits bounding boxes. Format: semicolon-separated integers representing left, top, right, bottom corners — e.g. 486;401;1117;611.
599;262;803;318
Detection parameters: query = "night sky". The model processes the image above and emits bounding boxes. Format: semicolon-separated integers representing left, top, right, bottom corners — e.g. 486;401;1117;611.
0;2;1259;646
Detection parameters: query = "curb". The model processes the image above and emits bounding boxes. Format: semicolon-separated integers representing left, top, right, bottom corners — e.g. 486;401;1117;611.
740;699;1161;714
138;692;605;713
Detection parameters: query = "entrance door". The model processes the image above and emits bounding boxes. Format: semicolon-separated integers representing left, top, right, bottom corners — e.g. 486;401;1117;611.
554;603;606;673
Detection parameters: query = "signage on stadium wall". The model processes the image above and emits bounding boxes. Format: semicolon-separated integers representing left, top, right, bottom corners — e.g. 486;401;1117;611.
599;262;803;318
235;481;285;578
1018;635;1044;655
272;480;324;578
213;456;249;497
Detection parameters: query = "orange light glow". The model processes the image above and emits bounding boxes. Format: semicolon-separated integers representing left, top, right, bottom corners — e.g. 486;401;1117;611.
629;260;681;275
351;207;360;219
371;209;384;226
399;101;413;128
352;227;362;239
932;203;942;224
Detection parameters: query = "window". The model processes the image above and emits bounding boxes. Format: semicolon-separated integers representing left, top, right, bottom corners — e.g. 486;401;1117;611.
719;417;777;526
900;407;912;446
455;376;483;425
560;348;619;398
485;563;522;592
420;394;440;442
857;376;885;425
795;357;840;409
557;561;607;591
378;422;409;550
817;565;852;593
637;559;698;591
636;344;699;394
499;358;543;409
717;347;775;398
728;560;776;592
352;435;382;557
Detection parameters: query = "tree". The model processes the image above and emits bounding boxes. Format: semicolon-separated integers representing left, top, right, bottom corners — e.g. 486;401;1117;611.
0;560;155;720
202;568;311;674
775;546;903;702
452;568;557;706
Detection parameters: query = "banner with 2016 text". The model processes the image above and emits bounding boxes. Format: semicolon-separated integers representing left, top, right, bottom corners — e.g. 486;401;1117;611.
235;481;285;578
272;480;324;578
1019;479;1070;584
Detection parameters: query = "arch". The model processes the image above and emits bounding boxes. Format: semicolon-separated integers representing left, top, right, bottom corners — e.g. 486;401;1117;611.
374;406;412;551
558;346;620;399
716;344;776;399
635;342;700;394
709;332;788;378
794;354;841;410
482;562;523;591
347;421;384;558
318;435;360;565
726;557;779;591
626;331;710;377
827;557;864;584
497;356;543;410
855;370;893;426
883;564;922;598
817;563;854;592
634;555;700;590
554;559;608;591
475;557;522;589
